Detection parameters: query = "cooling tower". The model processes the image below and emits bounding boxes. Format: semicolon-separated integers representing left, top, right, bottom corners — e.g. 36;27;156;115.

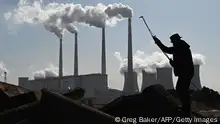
74;33;78;76
59;38;63;91
156;67;174;90
141;70;157;91
190;65;202;90
123;18;139;94
123;71;139;93
101;28;106;75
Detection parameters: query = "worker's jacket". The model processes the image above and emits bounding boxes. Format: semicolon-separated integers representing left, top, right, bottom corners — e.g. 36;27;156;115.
156;40;194;77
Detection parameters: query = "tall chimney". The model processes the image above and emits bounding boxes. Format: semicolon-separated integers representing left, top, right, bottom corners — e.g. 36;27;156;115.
190;65;202;90
141;70;157;91
59;37;63;92
123;71;139;93
123;18;136;95
4;71;7;83
101;28;106;75
156;67;174;90
74;33;78;76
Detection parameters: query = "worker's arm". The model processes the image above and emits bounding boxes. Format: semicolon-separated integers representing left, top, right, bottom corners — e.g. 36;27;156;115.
153;36;174;54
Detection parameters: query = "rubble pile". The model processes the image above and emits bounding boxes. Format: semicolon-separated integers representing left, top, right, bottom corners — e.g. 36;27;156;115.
0;82;217;124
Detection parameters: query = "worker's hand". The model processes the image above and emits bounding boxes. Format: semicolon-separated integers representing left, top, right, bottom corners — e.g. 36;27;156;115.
153;36;161;44
169;59;174;67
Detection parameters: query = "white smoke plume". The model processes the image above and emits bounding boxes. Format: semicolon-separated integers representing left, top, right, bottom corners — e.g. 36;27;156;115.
33;64;58;79
0;61;8;76
5;0;133;35
115;51;206;74
192;53;205;65
65;23;78;34
44;23;64;38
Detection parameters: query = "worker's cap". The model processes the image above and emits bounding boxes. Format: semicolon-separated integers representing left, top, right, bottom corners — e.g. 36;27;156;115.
170;33;182;41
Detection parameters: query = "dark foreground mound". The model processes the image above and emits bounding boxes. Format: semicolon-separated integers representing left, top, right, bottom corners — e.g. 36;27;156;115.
1;89;127;124
100;84;182;118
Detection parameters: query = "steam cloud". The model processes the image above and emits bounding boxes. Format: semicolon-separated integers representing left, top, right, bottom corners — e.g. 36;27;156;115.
115;51;205;74
0;61;8;76
5;0;133;38
33;64;58;79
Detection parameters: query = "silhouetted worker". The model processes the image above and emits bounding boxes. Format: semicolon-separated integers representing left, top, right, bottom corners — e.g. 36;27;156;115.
153;33;194;117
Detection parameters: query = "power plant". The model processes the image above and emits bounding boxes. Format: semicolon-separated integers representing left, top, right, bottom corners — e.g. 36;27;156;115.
190;65;202;90
156;67;174;90
18;73;108;98
141;70;157;92
13;16;205;106
123;71;139;93
101;28;106;75
74;33;78;76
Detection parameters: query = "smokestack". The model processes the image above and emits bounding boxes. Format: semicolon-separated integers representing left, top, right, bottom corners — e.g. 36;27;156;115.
4;71;7;83
101;28;106;75
59;37;63;92
123;18;138;94
123;71;139;93
156;67;174;90
141;70;157;92
74;33;78;76
190;65;202;90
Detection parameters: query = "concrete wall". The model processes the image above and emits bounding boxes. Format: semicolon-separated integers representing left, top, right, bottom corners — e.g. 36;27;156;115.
45;78;59;91
81;74;108;98
61;76;75;92
141;70;157;92
156;67;174;90
28;80;45;91
18;77;29;89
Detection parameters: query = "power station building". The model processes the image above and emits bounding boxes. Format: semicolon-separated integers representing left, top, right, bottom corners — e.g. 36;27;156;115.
19;73;108;99
123;71;139;93
141;70;157;92
156;67;174;90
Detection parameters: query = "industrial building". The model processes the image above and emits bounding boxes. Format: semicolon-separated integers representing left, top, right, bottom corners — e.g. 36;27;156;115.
141;70;157;92
17;18;134;105
123;71;139;93
19;73;123;106
156;67;174;90
19;74;108;99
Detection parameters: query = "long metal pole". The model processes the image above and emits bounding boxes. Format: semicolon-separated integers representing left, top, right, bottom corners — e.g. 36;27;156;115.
139;16;170;60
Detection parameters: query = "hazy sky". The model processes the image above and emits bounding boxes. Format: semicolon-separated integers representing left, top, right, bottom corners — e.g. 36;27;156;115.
0;0;219;91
